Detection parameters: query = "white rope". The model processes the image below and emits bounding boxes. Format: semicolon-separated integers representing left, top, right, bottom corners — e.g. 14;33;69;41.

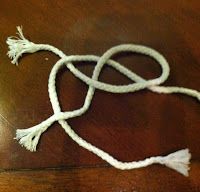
7;26;199;176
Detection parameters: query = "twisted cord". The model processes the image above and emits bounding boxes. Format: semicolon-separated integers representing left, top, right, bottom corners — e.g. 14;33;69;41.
30;43;200;100
7;26;199;176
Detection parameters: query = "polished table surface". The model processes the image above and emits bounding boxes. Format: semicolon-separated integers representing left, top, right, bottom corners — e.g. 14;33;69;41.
0;0;200;191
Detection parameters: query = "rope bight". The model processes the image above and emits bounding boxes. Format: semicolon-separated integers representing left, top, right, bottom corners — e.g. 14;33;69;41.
7;26;200;176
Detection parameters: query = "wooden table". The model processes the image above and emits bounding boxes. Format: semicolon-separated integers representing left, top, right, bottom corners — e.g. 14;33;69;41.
0;0;199;191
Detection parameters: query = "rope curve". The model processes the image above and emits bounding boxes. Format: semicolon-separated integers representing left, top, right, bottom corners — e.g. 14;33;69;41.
6;26;200;176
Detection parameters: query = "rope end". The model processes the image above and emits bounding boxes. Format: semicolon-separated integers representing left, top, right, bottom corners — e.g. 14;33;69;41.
15;127;42;152
162;149;191;176
6;26;36;65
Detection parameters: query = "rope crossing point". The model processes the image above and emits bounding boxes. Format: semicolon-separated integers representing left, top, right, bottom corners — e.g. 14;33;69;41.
7;26;200;176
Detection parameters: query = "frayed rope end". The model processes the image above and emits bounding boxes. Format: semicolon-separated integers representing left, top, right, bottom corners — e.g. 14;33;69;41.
6;26;38;65
162;149;191;177
14;127;42;152
14;116;56;152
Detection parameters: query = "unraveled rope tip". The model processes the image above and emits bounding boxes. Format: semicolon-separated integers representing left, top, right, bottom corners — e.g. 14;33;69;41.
6;26;37;65
14;117;55;152
163;148;191;176
15;128;41;152
16;26;25;38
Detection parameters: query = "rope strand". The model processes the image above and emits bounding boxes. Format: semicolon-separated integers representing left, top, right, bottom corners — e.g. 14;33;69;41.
7;26;199;177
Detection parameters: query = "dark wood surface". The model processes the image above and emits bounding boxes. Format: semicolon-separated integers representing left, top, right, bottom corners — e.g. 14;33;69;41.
0;0;199;191
0;165;200;192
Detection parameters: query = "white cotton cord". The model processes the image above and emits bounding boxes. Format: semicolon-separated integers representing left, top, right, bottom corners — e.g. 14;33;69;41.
57;120;191;176
7;27;200;99
7;26;199;177
150;86;200;101
46;55;191;177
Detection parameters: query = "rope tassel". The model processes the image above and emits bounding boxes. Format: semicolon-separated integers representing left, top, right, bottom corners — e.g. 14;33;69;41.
15;127;42;152
7;26;39;65
15;115;58;151
161;149;191;176
7;26;199;177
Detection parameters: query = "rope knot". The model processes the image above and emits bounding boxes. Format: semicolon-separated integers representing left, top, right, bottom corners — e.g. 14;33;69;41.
7;26;199;176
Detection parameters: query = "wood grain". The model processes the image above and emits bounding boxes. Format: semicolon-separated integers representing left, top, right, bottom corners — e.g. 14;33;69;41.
0;0;199;191
0;164;200;192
